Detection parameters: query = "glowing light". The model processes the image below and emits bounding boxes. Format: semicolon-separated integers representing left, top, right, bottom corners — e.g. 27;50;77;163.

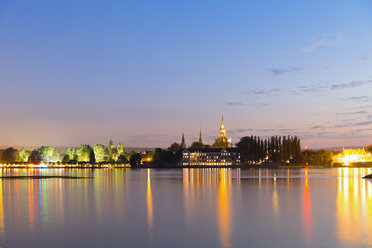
333;149;372;166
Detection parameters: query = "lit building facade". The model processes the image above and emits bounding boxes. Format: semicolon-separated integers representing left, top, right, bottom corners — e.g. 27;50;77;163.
181;148;240;166
333;148;372;166
181;117;239;166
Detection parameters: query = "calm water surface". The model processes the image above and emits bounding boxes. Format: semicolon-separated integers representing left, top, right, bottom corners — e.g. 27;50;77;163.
0;168;371;247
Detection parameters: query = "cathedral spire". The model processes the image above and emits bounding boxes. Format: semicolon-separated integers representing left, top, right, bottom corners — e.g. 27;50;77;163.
199;127;203;144
181;133;186;149
219;116;226;138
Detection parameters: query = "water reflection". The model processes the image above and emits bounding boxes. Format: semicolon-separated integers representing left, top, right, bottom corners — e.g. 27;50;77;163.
183;168;237;248
337;168;372;245
147;169;153;237
0;168;372;247
302;168;312;244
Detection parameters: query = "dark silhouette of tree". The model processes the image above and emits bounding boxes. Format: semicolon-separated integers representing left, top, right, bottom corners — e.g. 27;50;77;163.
28;150;42;164
89;150;96;164
168;143;181;154
1;147;18;163
130;153;142;167
61;154;70;163
189;142;205;149
117;154;129;164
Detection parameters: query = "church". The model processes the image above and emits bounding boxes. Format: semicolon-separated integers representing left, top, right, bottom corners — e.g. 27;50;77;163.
181;117;240;166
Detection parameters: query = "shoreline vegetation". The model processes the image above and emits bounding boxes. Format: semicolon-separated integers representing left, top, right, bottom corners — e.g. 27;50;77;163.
1;137;371;169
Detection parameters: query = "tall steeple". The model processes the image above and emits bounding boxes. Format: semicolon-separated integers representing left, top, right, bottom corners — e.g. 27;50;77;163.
181;133;186;149
199;127;203;144
219;116;226;138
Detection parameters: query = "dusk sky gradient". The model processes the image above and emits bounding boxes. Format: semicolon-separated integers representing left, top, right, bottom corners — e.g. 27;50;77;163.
1;0;372;148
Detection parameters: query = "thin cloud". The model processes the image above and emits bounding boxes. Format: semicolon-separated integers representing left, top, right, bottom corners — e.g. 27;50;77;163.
347;95;372;102
331;80;372;90
336;111;367;116
225;102;269;107
225;102;244;106
303;34;344;52
269;67;301;76
243;88;280;95
361;56;372;61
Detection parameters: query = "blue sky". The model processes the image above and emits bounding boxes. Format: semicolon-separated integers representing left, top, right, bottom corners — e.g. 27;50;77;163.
0;0;372;148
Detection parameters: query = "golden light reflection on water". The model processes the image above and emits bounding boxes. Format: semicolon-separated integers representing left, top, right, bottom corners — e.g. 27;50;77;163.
183;168;237;248
337;168;372;245
147;169;153;237
302;168;312;244
218;169;232;248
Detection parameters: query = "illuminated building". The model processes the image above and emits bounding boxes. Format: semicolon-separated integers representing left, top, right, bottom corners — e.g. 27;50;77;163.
333;149;372;166
181;117;239;166
214;116;232;147
181;148;240;166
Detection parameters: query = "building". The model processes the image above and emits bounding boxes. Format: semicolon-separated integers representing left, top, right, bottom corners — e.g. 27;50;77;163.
182;147;240;166
181;117;240;166
213;116;232;147
333;148;372;166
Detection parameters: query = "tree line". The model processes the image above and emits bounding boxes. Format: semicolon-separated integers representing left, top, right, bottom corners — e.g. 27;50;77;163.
0;139;142;166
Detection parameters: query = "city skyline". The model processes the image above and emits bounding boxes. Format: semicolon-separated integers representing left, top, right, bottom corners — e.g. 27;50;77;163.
1;1;372;148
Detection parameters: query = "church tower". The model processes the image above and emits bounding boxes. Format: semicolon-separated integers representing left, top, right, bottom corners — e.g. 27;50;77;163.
181;133;186;149
219;116;227;140
213;116;232;148
199;127;203;144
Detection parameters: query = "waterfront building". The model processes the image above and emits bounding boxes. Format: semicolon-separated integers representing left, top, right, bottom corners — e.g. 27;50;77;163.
333;148;372;166
181;117;239;166
181;147;240;166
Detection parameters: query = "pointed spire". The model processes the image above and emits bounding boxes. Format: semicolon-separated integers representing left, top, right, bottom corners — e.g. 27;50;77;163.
220;116;225;130
199;127;203;144
181;133;186;149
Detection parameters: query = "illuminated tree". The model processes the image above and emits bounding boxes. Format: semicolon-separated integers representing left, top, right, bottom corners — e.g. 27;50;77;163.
93;144;109;162
112;143;125;161
1;147;18;163
77;145;92;162
17;148;31;162
67;147;78;161
108;139;115;161
37;146;60;162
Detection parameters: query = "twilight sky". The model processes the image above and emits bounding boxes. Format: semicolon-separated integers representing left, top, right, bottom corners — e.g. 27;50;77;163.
1;0;372;148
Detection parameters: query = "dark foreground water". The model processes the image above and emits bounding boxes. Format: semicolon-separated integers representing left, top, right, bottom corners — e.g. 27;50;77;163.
0;168;371;248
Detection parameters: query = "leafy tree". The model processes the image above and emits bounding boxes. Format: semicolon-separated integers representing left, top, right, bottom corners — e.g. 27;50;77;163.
67;147;78;161
366;144;372;153
168;143;181;154
17;148;31;162
77;145;92;162
28;150;42;164
107;139;115;161
61;154;70;163
37;146;60;162
89;150;96;164
189;142;205;149
117;154;129;164
129;153;142;167
1;147;18;163
93;144;109;162
113;143;125;161
305;149;333;167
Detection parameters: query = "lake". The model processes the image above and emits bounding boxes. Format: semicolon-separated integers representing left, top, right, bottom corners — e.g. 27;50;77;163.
0;167;371;247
